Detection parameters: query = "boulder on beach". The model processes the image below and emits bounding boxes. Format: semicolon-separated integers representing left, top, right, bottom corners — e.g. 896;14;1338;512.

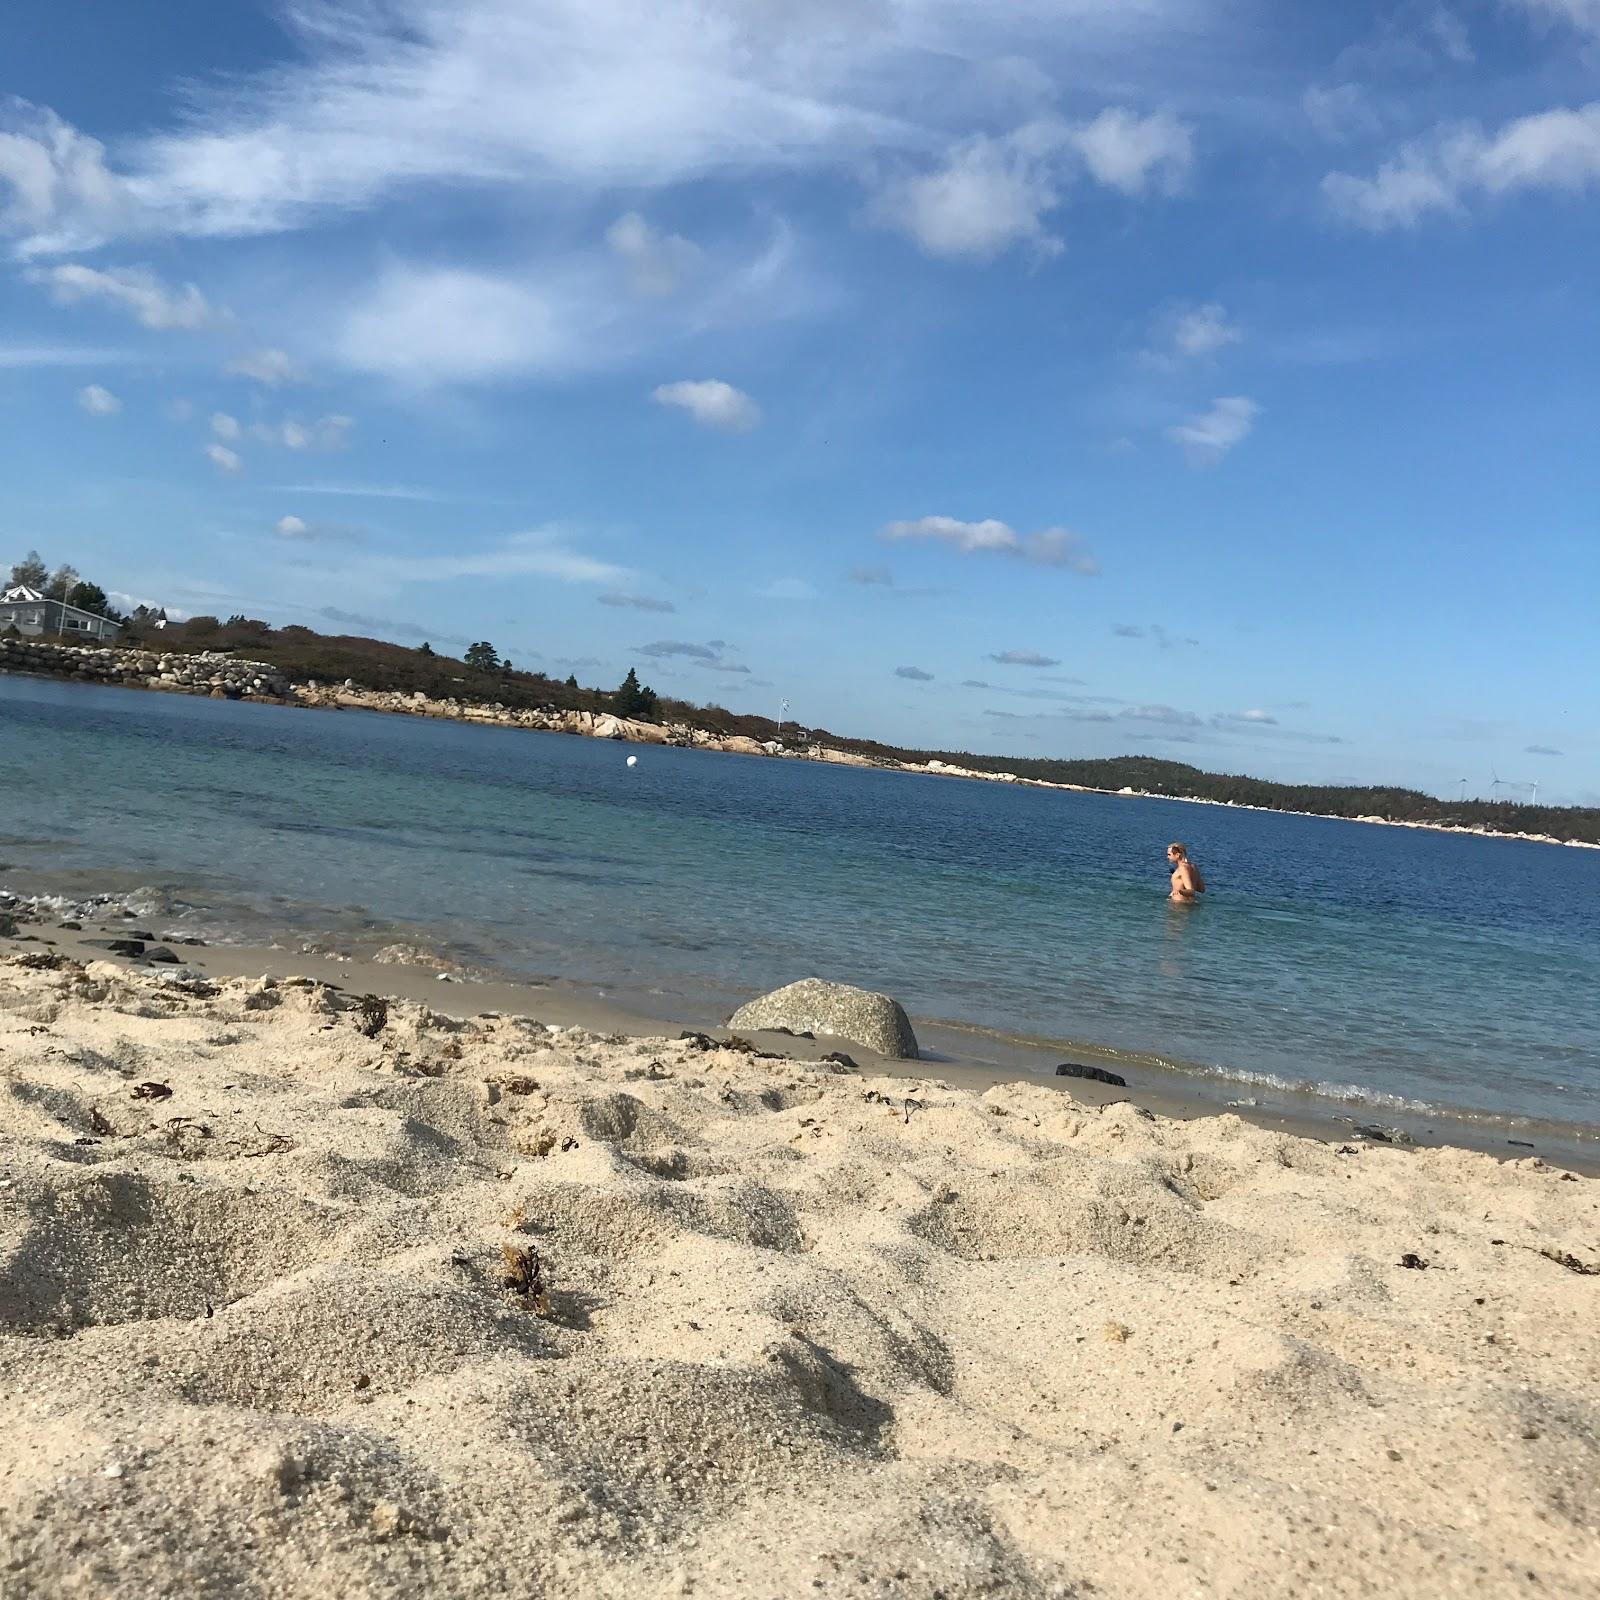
728;978;919;1060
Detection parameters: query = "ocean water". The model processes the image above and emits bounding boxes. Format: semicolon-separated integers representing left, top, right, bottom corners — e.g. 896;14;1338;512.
4;674;1598;1132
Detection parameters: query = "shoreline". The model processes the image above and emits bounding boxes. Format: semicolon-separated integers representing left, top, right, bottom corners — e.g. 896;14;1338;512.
4;649;1594;852
6;910;1595;1176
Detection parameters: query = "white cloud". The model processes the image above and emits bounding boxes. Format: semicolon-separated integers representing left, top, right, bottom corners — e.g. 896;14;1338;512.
225;347;307;386
33;263;215;329
249;415;353;450
1214;708;1278;726
606;212;701;297
211;411;241;440
339;264;576;383
76;383;120;416
873;109;1193;261
1144;301;1241;365
652;378;761;432
881;515;1098;574
1071;107;1193;195
0;100;132;253
1324;103;1600;229
1165;396;1259;466
206;443;243;474
872;128;1066;262
276;515;310;538
599;592;675;613
1171;302;1240;358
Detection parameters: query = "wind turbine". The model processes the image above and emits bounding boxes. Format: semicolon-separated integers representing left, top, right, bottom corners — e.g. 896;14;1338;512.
1458;778;1468;803
1490;764;1506;802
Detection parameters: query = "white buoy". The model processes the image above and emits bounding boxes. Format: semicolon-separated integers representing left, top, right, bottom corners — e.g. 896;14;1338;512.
626;754;638;767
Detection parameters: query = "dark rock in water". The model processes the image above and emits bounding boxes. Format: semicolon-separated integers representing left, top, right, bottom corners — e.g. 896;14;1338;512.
142;945;181;964
83;938;146;958
728;978;919;1060
1054;1062;1128;1088
128;930;157;941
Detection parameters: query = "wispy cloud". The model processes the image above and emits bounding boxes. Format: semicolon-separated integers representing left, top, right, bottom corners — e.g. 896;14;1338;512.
895;665;934;681
32;263;216;329
1144;301;1241;366
374;528;629;586
1213;709;1278;727
249;416;353;451
849;565;894;586
757;577;816;601
1525;743;1564;756
1166;396;1259;466
599;592;675;613
268;481;462;503
225;348;307;386
882;515;1097;573
1324;103;1600;229
316;606;470;646
0;343;133;368
606;212;701;297
205;443;242;474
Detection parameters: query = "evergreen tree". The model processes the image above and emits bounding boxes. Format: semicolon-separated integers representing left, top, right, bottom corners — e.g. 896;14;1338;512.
614;668;659;721
464;641;500;671
417;641;434;656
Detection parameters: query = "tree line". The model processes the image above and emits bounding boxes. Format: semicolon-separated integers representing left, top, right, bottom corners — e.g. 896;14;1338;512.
7;591;1593;844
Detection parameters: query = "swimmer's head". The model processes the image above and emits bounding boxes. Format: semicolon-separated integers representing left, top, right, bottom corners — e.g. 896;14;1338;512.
1167;842;1187;862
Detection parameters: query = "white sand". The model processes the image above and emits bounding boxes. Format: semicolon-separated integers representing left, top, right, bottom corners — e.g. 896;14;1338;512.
1;951;1597;1598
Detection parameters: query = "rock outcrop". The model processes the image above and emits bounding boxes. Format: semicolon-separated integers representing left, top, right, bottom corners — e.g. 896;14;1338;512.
728;977;919;1060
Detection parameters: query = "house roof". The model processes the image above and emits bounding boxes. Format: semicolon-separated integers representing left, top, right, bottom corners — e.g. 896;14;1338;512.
2;585;45;603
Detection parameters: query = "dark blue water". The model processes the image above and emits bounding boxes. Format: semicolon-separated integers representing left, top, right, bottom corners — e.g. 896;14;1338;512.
4;675;1598;1129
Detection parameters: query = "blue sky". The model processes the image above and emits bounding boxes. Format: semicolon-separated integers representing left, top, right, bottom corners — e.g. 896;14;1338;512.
2;1;1597;801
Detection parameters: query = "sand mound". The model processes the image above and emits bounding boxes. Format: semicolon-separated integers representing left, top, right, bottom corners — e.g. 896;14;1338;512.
1;954;1596;1597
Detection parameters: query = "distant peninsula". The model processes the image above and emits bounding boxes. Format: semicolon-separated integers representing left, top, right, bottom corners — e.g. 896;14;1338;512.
5;607;1597;848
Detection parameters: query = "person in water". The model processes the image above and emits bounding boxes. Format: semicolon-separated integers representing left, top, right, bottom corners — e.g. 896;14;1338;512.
1167;842;1205;904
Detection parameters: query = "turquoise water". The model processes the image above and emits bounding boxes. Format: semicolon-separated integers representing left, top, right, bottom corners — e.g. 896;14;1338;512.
4;675;1598;1131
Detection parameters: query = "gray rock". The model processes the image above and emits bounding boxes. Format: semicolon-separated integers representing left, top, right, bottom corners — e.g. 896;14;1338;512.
83;938;145;958
142;945;182;964
728;978;918;1060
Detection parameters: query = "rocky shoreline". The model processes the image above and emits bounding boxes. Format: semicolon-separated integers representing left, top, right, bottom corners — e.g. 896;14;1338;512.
4;638;1591;848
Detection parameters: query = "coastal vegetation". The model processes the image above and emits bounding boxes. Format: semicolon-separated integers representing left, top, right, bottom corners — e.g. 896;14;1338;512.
5;565;1595;845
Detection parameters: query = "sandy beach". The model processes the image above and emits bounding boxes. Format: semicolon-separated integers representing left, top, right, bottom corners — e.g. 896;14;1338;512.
2;939;1597;1598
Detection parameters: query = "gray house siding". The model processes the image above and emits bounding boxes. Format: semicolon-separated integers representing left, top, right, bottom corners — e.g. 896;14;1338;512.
0;597;122;642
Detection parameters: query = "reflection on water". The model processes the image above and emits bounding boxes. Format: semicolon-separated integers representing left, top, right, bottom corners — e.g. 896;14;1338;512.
5;674;1599;1128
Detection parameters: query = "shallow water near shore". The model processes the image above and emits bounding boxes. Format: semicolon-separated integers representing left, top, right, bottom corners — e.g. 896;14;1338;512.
5;674;1598;1138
